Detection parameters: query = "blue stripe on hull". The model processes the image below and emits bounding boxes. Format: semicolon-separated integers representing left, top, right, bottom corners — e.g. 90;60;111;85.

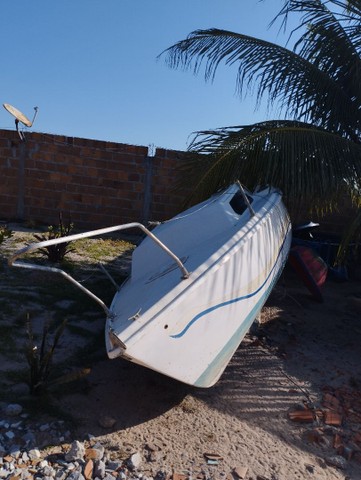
194;253;288;388
170;222;291;340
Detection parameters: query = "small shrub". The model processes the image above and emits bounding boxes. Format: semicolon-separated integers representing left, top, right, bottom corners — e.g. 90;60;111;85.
33;213;74;263
26;315;68;395
25;315;90;395
0;225;13;245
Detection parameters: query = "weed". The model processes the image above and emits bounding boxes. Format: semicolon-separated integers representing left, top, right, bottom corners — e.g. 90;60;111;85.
25;314;91;395
26;315;68;394
33;213;74;263
0;225;13;245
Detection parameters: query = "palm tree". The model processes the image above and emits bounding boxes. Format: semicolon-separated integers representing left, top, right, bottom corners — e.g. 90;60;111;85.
160;0;361;226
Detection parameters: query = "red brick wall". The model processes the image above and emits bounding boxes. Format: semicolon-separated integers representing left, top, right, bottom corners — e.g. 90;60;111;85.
0;133;19;219
0;130;189;229
0;128;358;235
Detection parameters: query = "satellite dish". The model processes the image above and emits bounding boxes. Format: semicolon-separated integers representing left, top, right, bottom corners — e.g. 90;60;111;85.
3;103;39;140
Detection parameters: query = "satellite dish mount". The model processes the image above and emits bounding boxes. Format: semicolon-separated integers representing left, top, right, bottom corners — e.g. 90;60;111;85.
3;103;39;141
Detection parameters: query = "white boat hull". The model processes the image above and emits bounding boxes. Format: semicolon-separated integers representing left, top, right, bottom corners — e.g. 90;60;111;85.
106;185;292;387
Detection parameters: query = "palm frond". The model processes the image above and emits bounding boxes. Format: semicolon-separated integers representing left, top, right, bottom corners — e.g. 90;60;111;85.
177;120;361;211
276;0;361;115
162;0;361;256
335;207;361;265
160;28;361;137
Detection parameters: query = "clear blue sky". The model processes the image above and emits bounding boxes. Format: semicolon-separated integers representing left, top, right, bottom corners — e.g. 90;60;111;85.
0;1;295;151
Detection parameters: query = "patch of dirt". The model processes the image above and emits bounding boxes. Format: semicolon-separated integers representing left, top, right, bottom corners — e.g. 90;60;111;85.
1;226;361;479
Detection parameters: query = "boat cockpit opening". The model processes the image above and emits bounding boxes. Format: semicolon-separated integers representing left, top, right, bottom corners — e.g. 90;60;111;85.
229;191;254;215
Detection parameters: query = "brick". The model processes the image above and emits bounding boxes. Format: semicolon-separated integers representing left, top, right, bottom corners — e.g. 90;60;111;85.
173;473;188;480
333;433;344;451
288;409;315;423
233;466;248;479
323;393;341;411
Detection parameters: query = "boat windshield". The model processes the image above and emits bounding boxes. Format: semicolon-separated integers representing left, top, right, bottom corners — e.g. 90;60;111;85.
229;191;254;215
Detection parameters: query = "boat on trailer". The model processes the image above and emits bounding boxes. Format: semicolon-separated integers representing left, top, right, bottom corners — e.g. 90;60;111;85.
9;183;292;387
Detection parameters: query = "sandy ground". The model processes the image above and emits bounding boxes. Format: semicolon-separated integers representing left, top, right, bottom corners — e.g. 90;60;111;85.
1;228;361;479
53;269;361;480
